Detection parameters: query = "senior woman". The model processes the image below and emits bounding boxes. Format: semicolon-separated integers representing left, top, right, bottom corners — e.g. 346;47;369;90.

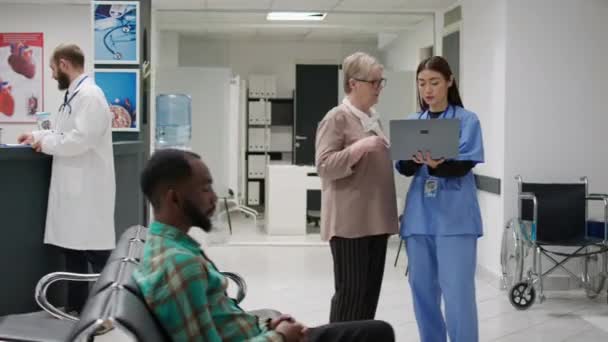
315;52;398;323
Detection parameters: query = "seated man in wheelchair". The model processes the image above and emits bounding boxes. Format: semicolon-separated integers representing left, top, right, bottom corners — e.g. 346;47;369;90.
501;176;608;309
134;149;395;341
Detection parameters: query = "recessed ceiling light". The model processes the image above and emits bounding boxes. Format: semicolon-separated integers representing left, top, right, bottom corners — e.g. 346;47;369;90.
266;12;327;21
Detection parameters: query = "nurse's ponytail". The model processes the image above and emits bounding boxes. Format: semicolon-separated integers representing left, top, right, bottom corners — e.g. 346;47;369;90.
416;56;463;111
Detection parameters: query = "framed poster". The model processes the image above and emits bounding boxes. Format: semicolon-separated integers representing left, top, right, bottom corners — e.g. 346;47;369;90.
94;69;140;132
0;32;43;123
93;1;139;64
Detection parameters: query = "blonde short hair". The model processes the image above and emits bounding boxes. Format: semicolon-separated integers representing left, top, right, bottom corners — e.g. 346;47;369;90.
342;52;383;94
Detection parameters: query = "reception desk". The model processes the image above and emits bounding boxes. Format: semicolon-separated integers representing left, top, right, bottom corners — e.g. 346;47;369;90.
265;165;321;235
0;141;147;315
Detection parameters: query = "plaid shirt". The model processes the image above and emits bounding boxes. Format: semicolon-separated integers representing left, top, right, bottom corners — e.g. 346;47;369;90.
133;222;283;342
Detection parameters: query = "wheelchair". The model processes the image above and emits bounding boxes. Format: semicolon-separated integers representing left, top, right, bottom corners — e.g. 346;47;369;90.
500;176;608;310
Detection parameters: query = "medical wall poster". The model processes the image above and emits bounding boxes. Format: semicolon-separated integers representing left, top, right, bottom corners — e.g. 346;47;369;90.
93;1;140;64
0;32;43;123
94;69;140;132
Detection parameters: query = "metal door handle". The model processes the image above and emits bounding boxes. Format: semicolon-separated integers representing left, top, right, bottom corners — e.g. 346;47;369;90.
295;135;308;141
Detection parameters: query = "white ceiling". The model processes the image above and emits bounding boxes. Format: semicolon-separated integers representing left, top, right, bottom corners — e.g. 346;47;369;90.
154;0;456;43
0;0;457;43
152;0;456;12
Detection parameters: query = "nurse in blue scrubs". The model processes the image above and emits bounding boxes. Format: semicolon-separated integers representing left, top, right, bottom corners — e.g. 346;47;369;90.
396;56;484;342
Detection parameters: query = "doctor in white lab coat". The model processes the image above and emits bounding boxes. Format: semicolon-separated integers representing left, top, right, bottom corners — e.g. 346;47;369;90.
18;44;115;314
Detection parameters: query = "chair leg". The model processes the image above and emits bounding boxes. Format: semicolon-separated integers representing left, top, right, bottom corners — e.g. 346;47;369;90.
536;246;545;302
224;198;232;235
394;238;404;267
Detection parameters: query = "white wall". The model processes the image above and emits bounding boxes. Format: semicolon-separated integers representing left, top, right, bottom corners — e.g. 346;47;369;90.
460;0;507;278
382;17;435;72
504;0;608;223
155;67;232;196
176;36;379;98
461;0;608;282
0;4;93;143
158;31;179;68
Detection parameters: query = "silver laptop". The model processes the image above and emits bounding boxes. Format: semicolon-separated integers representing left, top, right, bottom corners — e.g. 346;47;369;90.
389;119;460;160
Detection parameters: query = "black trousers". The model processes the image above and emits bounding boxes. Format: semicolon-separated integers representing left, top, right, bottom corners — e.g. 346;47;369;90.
62;248;111;313
308;320;394;342
329;234;388;323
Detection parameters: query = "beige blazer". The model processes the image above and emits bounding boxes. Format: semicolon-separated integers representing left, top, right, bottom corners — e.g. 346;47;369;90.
315;105;398;241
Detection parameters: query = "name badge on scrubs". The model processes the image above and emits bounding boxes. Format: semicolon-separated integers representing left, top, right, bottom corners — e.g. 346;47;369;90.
424;177;439;198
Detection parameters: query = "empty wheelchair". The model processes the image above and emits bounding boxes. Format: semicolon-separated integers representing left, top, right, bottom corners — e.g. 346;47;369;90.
500;176;608;310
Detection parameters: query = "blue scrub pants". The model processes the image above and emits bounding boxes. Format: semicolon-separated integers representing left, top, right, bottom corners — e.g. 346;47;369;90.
406;235;478;342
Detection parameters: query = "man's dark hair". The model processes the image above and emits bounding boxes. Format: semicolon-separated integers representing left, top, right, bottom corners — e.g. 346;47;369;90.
140;149;201;210
51;44;85;69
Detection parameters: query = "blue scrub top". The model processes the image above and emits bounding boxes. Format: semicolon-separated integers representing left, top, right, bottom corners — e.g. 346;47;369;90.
399;105;484;237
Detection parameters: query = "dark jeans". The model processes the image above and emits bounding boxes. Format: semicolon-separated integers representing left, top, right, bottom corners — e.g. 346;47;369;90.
62;248;111;313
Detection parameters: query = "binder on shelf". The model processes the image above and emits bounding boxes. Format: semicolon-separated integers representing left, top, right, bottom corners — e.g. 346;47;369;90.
248;154;268;179
248;127;268;151
247;181;260;206
248;100;267;125
248;75;265;98
263;75;277;98
249;74;277;99
265;100;272;124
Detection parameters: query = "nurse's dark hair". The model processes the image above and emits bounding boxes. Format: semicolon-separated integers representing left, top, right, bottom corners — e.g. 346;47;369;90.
140;149;201;210
416;56;463;111
51;44;85;69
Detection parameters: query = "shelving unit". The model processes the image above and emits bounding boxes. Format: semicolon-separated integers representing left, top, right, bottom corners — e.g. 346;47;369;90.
245;81;295;208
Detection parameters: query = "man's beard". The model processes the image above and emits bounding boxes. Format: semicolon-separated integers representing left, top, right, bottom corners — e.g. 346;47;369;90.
183;199;212;232
57;71;70;90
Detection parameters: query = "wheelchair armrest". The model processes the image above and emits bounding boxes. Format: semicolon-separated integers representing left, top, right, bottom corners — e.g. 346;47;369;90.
586;194;608;242
221;272;247;304
518;192;538;222
35;272;100;322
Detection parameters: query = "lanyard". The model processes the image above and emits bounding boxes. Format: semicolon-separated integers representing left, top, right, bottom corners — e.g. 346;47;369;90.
60;76;88;114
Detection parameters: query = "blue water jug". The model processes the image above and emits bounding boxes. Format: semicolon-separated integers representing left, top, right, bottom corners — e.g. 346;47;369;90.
156;94;192;150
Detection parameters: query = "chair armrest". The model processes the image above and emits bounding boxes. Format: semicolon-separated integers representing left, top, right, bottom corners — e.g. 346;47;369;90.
518;192;538;241
35;272;100;322
221;272;247;304
518;192;538;222
586;194;608;242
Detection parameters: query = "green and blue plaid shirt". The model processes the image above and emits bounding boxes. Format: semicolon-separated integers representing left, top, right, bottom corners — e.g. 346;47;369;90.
133;222;283;342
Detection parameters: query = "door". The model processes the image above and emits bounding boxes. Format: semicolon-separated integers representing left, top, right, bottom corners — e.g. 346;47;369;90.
295;64;339;165
443;31;460;85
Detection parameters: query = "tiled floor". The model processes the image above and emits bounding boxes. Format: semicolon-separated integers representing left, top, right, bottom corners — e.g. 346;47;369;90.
100;215;608;341
206;244;608;342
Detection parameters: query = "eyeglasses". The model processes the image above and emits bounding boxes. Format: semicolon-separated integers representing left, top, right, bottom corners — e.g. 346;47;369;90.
354;78;387;88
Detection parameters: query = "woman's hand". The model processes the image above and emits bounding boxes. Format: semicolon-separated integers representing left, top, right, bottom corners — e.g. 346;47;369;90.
413;151;445;169
349;135;385;164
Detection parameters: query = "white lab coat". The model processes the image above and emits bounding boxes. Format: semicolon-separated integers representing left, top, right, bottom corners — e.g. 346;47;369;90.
32;74;116;250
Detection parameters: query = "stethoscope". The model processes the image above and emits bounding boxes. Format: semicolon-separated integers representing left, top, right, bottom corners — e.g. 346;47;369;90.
418;105;455;120
58;76;88;115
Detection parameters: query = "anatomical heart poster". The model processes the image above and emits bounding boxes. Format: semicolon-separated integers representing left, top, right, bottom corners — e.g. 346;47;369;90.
0;33;43;123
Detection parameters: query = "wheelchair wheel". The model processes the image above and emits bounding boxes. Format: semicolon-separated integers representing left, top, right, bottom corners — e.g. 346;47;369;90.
582;247;607;299
501;220;524;289
509;282;535;310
